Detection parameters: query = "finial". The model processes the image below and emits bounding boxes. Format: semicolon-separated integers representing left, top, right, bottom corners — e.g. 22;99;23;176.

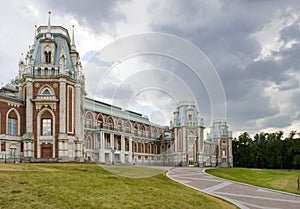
19;53;25;64
47;11;51;34
71;25;76;50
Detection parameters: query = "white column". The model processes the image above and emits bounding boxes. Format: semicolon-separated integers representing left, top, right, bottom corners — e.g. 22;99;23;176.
99;132;105;163
110;133;114;149
228;138;233;166
75;83;82;140
174;128;178;152
26;79;33;133
182;127;186;163
110;133;114;164
59;79;66;134
128;136;132;163
120;135;125;163
198;127;203;166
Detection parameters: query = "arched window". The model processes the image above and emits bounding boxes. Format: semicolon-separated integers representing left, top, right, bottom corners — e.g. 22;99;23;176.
147;126;151;138
85;113;93;128
43;89;51;95
153;128;157;138
106;117;114;130
40;110;53;136
117;119;122;131
7;109;19;135
97;114;103;129
125;121;131;133
134;124;138;135
140;125;146;137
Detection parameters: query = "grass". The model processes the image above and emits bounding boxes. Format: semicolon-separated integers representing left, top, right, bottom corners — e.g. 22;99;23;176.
206;168;300;195
0;163;237;209
100;164;164;178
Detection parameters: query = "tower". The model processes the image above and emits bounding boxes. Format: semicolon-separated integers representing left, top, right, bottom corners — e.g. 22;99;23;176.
170;101;205;166
16;12;86;161
207;121;233;167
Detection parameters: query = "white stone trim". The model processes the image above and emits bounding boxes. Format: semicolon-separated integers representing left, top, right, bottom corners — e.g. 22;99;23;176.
38;84;55;95
59;80;66;133
37;108;55;158
67;85;74;134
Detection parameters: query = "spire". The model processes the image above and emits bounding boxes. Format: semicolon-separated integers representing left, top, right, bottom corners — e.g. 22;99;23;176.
71;25;76;50
46;11;51;38
33;25;37;46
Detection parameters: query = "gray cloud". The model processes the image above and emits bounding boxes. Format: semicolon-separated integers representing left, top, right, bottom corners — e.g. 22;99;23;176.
1;0;299;135
146;0;300;133
45;0;127;33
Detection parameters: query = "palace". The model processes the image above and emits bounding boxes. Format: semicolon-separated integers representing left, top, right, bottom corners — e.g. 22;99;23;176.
0;14;233;167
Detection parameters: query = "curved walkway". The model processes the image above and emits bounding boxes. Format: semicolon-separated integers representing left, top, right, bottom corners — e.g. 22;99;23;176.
167;167;300;209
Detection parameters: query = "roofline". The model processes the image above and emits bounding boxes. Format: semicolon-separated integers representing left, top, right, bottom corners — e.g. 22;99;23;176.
0;93;24;103
84;97;163;128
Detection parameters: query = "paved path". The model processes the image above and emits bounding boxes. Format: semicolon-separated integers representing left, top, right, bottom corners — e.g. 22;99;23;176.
167;167;300;209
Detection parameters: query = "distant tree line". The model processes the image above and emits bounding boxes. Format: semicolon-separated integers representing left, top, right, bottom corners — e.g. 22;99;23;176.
233;131;300;169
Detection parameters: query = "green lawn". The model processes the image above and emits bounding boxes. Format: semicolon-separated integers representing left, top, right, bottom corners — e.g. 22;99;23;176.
0;163;237;209
206;168;300;195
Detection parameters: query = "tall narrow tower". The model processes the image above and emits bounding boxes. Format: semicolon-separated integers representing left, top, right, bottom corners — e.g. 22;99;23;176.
170;101;205;166
16;13;86;161
207;121;233;167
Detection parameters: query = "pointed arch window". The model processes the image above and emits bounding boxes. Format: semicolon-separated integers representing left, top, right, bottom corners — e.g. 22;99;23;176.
85;113;93;128
7;109;19;135
44;51;51;64
107;118;114;130
125;122;131;133
97;115;103;129
43;89;51;95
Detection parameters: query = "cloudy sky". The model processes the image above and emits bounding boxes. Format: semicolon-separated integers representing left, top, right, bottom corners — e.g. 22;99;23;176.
1;0;299;137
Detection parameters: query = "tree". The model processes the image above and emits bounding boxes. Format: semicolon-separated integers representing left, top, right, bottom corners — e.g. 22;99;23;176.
233;131;300;169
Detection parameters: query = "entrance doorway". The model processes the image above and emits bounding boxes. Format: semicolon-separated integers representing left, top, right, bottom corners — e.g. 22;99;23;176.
41;143;53;158
188;140;195;165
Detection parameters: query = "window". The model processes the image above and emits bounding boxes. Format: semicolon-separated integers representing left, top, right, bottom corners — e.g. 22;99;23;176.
85;114;93;128
1;142;6;151
43;89;51;95
42;119;52;136
97;116;103;129
126;122;131;133
8;118;17;135
44;51;51;64
107;118;114;130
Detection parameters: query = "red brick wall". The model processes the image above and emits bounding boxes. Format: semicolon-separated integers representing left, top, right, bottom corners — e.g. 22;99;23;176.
0;100;25;135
